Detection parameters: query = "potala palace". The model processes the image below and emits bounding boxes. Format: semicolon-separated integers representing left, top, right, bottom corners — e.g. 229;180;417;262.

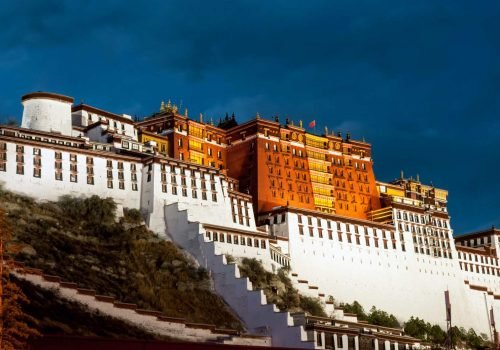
1;92;498;349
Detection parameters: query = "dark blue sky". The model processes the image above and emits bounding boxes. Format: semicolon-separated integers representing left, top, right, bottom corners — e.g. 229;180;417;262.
0;1;499;233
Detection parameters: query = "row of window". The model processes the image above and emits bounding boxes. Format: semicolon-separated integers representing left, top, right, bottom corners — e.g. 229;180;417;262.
413;245;452;259
160;183;217;201
297;215;395;238
10;165;138;191
298;224;405;251
459;262;500;276
458;251;498;266
459;236;493;248
397;210;448;228
205;231;267;249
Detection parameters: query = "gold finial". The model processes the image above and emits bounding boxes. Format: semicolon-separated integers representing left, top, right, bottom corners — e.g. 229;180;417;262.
325;126;328;135
291;120;294;126
184;108;188;118
199;113;203;123
160;100;165;111
256;112;260;119
299;120;303;128
167;99;172;108
210;117;214;125
172;104;178;113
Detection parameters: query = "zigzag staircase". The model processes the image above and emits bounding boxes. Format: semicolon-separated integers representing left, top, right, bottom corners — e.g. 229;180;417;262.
164;203;317;349
10;262;270;347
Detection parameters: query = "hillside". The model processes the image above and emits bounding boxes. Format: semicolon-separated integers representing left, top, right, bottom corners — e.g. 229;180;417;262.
0;187;242;334
14;275;173;340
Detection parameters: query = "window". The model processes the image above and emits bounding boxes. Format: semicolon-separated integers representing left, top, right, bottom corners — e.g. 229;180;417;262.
202;191;207;200
107;180;113;188
87;176;94;185
70;174;78;183
212;193;217;202
119;181;125;190
33;168;41;178
132;183;138;191
55;172;63;181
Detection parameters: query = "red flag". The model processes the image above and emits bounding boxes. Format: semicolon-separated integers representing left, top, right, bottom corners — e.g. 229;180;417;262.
308;120;316;128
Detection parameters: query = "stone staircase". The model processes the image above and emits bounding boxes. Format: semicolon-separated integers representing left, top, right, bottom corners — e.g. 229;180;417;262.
10;262;270;346
164;202;317;349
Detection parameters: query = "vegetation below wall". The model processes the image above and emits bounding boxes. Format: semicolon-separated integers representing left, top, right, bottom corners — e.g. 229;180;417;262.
340;301;491;349
339;301;400;328
0;188;243;333
237;257;326;317
14;276;172;340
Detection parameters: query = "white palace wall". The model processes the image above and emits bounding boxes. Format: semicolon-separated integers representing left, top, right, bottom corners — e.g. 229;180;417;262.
21;96;73;136
0;138;141;210
142;161;256;237
276;211;498;335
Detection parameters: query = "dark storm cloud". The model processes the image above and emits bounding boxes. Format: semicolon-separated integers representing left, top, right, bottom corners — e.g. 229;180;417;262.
0;0;498;232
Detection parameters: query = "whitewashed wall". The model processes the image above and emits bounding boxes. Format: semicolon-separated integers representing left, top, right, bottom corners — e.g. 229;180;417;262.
279;211;498;335
22;97;73;136
0;141;141;210
142;162;256;237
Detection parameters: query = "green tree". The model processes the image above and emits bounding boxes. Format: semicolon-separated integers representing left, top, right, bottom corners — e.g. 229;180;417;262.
340;301;367;321
367;306;400;328
429;324;446;344
404;316;429;340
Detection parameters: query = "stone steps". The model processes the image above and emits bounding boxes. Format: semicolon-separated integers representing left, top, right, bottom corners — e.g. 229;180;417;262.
164;202;317;349
10;261;269;346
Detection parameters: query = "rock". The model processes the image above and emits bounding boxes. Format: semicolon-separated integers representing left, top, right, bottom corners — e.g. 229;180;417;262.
171;259;184;267
20;245;37;256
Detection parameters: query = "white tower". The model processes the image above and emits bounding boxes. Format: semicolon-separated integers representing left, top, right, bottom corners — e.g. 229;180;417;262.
21;92;74;136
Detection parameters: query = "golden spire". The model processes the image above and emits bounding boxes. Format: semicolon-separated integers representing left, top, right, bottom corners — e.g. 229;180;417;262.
256;112;260;119
299;120;303;128
160;100;165;111
325;126;328;135
291;120;294;126
184;108;188;118
167;99;172;109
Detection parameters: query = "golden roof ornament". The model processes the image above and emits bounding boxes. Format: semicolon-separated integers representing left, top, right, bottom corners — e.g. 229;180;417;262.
199;113;203;123
184;108;188;118
256;112;260;119
299;120;303;128
325;126;328;135
160;100;165;111
172;104;178;113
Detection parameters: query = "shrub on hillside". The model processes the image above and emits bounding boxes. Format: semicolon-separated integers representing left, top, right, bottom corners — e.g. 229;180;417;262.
238;258;326;317
123;208;143;224
58;195;117;226
1;191;242;330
